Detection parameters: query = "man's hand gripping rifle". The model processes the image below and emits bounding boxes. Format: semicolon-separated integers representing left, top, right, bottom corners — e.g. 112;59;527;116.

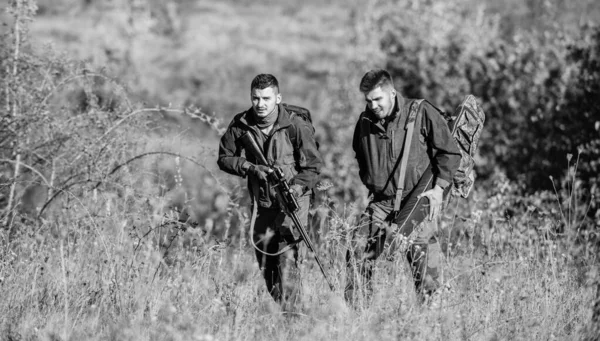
240;132;335;291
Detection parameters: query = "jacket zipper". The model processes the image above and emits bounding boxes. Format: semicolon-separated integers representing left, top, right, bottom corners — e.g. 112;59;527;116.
250;129;266;161
391;129;394;156
264;127;277;163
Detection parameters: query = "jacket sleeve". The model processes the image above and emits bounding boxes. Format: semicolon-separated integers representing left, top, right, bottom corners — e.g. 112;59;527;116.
421;102;461;188
352;117;367;186
290;119;323;190
217;121;249;178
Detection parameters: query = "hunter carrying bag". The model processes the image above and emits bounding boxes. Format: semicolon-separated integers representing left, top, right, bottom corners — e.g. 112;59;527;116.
393;95;485;238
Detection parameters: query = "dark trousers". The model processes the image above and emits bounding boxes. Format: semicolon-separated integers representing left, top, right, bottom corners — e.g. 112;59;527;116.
252;193;310;305
345;199;442;304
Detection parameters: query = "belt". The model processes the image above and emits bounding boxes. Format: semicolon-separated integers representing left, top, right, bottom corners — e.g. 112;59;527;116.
372;193;396;202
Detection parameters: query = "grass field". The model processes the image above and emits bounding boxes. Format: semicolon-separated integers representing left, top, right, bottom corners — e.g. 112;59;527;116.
1;199;592;340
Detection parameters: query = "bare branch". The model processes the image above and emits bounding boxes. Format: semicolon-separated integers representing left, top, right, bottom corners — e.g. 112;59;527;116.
93;151;215;190
34;72;133;116
0;158;51;187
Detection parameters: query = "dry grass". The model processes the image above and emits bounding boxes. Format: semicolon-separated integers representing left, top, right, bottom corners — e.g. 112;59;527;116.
0;193;592;340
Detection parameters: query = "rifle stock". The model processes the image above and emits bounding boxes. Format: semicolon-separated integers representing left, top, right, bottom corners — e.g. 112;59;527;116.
239;132;335;291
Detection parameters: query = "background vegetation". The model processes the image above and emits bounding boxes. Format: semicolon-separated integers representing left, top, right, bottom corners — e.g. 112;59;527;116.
1;0;599;339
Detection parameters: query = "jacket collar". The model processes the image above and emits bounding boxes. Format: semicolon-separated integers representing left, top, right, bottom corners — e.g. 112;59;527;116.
237;103;293;131
362;96;405;132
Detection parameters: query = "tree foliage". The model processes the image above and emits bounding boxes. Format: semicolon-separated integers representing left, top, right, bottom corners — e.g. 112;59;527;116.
366;0;599;217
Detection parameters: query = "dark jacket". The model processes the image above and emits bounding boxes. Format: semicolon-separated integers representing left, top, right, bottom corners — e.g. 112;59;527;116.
352;97;461;200
218;104;323;208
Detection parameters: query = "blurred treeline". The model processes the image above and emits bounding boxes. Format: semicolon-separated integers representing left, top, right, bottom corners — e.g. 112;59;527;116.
0;0;599;228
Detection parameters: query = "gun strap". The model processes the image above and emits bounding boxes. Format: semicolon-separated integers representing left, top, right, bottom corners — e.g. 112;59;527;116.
248;180;300;257
394;99;423;212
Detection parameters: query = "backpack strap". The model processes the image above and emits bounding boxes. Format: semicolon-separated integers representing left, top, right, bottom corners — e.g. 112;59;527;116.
394;99;424;212
287;107;317;149
287;111;300;149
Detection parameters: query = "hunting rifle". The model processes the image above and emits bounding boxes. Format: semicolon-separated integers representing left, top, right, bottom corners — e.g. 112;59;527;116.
240;132;335;291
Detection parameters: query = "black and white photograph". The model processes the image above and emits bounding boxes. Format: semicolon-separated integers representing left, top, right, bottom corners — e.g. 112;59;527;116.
1;0;599;340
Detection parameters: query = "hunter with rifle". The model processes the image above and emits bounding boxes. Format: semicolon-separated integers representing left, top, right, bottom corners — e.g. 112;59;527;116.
217;74;325;309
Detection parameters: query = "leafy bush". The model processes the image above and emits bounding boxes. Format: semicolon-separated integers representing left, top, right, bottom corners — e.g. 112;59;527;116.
365;0;599;219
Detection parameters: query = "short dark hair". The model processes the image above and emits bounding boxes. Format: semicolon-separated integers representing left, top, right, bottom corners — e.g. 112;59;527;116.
251;74;279;92
359;69;394;93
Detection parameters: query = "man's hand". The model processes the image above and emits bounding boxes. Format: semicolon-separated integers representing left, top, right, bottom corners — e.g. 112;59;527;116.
417;185;444;221
247;164;272;182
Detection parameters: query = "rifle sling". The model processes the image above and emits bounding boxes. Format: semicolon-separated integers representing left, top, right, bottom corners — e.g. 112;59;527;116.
393;100;422;212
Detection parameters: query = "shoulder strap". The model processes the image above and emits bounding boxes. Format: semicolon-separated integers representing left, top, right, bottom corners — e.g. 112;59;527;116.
287;109;317;149
287;111;300;148
394;99;423;211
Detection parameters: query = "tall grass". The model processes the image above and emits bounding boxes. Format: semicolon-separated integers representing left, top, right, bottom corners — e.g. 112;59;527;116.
0;169;594;340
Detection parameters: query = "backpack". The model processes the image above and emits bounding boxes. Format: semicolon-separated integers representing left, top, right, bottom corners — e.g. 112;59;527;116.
392;96;485;206
282;103;319;149
392;95;485;238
